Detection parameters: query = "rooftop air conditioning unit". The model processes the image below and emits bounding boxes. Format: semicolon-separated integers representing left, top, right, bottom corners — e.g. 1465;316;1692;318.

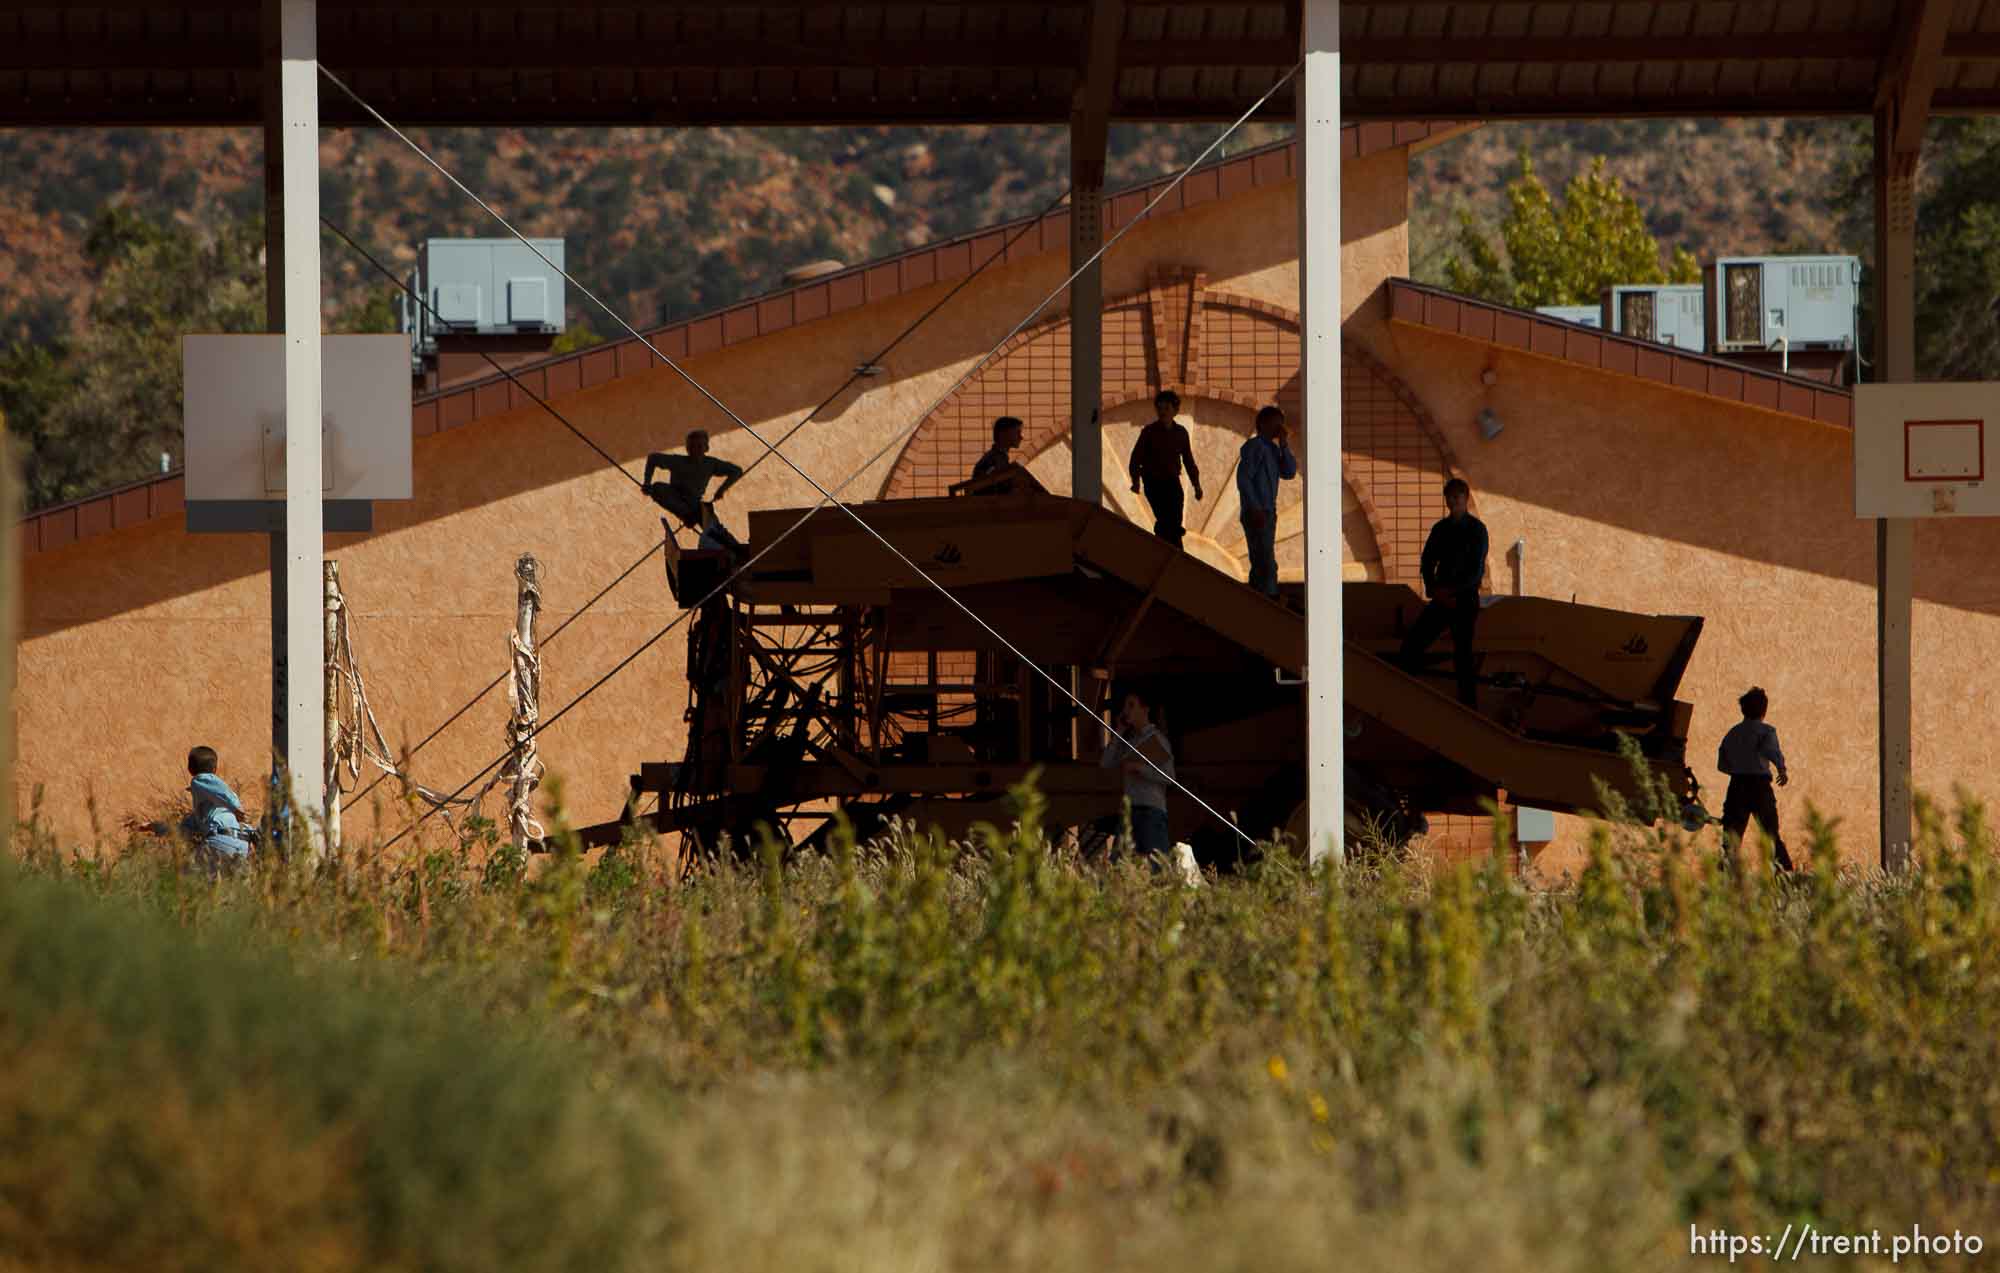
1604;283;1706;353
1534;304;1602;329
400;237;567;364
1711;254;1861;354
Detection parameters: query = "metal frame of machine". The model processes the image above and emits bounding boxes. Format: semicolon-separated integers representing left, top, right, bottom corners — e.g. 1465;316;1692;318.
579;492;1707;859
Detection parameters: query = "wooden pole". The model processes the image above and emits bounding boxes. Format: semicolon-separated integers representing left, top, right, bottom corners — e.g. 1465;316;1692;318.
323;559;341;851
504;553;543;851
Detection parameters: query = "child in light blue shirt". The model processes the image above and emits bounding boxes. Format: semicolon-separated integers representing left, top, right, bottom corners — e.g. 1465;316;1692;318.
177;745;252;874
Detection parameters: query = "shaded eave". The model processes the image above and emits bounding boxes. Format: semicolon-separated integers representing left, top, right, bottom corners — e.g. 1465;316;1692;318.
2;1;1305;127
1342;1;2000;120
1386;279;1855;432
10;3;2000;125
19;123;1469;557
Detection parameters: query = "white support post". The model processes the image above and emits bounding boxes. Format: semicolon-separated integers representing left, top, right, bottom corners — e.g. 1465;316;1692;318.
1300;0;1343;866
261;0;287;837
280;0;325;855
1874;106;1918;873
1069;180;1105;505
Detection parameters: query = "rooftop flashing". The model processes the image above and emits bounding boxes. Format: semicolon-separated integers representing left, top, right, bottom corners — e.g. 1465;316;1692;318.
1385;279;1854;433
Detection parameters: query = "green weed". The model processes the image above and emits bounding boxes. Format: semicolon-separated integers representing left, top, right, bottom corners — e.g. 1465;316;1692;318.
13;764;2000;1270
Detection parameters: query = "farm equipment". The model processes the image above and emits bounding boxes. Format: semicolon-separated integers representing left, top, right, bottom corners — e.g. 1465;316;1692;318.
575;491;1706;858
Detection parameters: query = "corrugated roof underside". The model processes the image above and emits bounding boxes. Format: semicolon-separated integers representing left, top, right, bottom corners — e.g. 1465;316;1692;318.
1342;0;2000;117
0;2;1302;126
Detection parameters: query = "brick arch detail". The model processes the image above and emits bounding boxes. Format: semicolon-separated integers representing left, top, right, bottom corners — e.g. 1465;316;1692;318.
1007;385;1263;477
1203;293;1464;484
1091;381;1267;417
880;278;1463;592
1340;345;1467;585
1343;341;1462;482
880;266;1309;500
879;296;1144;499
1344;474;1391;576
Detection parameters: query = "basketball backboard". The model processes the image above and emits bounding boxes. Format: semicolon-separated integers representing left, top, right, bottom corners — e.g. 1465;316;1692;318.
182;334;413;502
1855;383;2000;518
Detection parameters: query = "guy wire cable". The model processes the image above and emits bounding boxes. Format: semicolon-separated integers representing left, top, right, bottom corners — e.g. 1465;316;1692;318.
355;67;1300;854
337;537;661;814
332;63;1303;852
730;180;1074;483
321;180;1069;809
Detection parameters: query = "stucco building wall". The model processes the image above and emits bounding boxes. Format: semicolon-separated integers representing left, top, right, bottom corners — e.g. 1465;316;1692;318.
1380;321;2000;875
37;129;1969;877
18;165;1340;847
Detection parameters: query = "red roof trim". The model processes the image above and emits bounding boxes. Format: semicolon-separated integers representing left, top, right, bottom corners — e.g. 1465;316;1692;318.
22;122;1473;558
1384;279;1851;429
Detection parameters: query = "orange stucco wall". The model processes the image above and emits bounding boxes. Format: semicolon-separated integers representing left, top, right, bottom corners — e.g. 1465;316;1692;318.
22;158;1384;848
34;131;1969;877
40;132;1971;879
1369;321;2000;876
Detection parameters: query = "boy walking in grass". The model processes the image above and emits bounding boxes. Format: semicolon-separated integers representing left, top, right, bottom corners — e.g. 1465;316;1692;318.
1717;687;1795;872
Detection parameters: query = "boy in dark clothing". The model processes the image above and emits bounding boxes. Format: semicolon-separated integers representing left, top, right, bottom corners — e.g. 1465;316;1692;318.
967;416;1026;495
1128;390;1202;547
1236;404;1298;597
1398;477;1489;707
644;430;745;549
1717;686;1795;872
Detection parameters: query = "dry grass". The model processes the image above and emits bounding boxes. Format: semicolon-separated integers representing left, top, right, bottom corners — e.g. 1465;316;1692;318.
8;765;2000;1271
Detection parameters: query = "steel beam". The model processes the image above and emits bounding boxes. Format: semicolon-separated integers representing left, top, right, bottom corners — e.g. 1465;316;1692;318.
0;35;1296;73
1873;102;1921;875
1068;0;1121;507
1343;33;1887;64
1877;0;1954;153
1300;0;1342;866
1869;2;1945;874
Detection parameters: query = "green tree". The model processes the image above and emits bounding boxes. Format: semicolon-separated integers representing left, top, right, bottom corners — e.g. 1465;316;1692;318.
550;318;605;355
330;286;401;335
16;207;266;508
0;338;79;507
1849;117;2000;380
1445;152;1699;309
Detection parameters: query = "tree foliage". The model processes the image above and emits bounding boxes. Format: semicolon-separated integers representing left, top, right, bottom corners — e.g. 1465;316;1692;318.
1889;118;2000;380
1445;152;1699;309
1820;117;2000;379
5;208;267;508
5;123;1296;511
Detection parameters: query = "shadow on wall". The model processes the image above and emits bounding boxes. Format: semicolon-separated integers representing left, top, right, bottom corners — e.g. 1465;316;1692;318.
1379;325;2000;621
24;290;1049;636
31;197;1320;636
